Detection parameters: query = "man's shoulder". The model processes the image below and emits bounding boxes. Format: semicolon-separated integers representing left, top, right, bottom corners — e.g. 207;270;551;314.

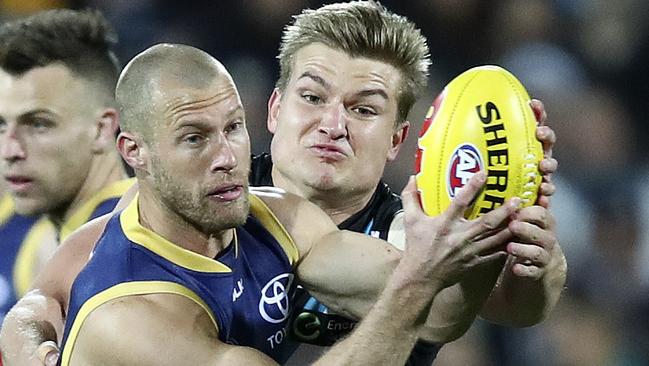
339;181;402;239
63;291;217;365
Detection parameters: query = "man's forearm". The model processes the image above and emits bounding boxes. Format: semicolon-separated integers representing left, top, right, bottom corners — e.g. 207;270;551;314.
417;257;506;343
0;292;62;366
313;262;445;366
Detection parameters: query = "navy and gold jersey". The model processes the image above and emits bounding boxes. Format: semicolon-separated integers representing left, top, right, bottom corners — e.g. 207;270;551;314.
251;153;441;365
1;178;133;341
59;193;300;366
0;194;54;323
58;178;135;241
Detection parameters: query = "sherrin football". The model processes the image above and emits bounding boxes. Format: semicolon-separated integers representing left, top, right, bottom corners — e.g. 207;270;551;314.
415;65;543;219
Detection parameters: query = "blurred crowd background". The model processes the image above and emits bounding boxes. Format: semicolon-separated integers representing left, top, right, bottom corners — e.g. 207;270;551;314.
1;0;648;365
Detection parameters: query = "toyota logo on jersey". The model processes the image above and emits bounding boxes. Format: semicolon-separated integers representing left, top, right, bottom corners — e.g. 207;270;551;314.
259;273;294;324
447;144;483;198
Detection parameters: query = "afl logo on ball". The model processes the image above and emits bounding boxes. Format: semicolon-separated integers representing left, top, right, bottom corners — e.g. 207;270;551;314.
447;144;483;198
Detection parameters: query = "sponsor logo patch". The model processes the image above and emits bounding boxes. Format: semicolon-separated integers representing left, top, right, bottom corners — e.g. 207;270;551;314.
259;273;293;324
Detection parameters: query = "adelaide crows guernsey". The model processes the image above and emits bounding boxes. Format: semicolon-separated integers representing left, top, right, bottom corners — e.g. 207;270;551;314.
0;194;54;323
59;193;299;365
58;178;135;241
250;153;441;365
1;178;134;323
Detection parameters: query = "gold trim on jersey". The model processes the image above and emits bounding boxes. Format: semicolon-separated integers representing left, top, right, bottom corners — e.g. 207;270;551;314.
60;281;218;366
121;195;232;273
249;194;299;265
12;217;56;297
0;193;14;226
60;178;136;241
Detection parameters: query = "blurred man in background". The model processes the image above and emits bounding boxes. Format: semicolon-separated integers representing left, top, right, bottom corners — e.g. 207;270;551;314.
0;9;133;242
0;10;132;358
0;181;56;327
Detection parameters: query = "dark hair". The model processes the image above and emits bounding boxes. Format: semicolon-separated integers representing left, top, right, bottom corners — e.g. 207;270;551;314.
0;9;120;102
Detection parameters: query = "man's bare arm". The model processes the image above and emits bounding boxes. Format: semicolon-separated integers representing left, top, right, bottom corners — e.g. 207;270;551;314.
64;293;277;366
0;216;109;366
0;292;61;366
260;174;518;344
65;254;453;366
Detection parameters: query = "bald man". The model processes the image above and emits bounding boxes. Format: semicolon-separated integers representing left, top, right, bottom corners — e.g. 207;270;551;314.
3;43;521;366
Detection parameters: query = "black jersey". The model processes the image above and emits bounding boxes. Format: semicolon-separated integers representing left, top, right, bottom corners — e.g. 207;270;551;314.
252;153;403;238
250;153;440;365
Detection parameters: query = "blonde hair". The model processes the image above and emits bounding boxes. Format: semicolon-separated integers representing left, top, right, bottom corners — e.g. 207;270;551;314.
277;1;431;123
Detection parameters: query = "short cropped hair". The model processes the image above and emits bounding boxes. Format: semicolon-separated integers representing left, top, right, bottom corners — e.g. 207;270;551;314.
0;9;120;104
277;0;431;124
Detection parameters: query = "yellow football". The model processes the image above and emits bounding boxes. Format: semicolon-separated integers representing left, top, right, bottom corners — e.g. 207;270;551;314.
415;65;543;219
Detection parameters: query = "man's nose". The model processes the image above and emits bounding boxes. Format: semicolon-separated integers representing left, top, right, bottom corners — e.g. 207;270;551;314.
1;125;27;162
318;103;348;140
209;135;238;172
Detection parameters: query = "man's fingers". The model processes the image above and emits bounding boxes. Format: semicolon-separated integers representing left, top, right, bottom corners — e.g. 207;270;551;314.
539;158;558;175
464;197;520;239
512;206;555;230
506;241;551;266
471;227;513;254
44;351;60;366
536;195;551;209
539;182;555;197
530;99;547;125
471;251;509;268
401;175;422;217
442;171;486;222
511;262;543;279
536;126;555;158
36;341;59;366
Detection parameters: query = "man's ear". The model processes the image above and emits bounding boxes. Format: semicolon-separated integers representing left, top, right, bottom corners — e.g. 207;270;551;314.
116;131;148;173
387;121;410;162
267;88;282;134
91;108;119;154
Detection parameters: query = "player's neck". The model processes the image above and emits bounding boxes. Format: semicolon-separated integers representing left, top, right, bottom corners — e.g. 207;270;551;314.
312;191;374;225
271;168;374;225
48;152;127;229
136;187;233;258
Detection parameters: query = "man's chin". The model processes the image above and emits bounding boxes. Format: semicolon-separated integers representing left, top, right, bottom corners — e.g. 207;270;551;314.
206;202;249;230
203;214;248;234
12;198;48;217
306;174;339;191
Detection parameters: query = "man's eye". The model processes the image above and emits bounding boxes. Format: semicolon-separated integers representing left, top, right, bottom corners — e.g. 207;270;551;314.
352;106;377;116
31;118;52;130
302;93;322;104
226;121;243;134
183;134;205;145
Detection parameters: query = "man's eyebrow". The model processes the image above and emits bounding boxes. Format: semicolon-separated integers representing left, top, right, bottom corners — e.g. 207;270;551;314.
225;105;245;120
297;71;331;91
22;108;58;117
356;88;389;101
